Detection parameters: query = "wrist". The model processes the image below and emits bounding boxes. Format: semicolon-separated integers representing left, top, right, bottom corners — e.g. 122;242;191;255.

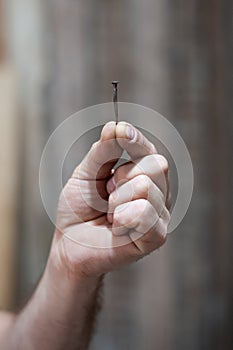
47;230;104;290
33;247;104;332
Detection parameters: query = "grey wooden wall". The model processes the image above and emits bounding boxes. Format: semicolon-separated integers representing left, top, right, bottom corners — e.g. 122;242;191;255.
3;0;232;349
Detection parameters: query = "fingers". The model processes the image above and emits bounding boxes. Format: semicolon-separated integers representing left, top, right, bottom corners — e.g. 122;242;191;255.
107;154;169;197
112;199;169;254
116;122;157;159
73;122;122;180
107;174;165;223
72;121;158;180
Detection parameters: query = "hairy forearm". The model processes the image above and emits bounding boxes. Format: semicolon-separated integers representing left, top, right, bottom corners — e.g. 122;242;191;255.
1;249;103;350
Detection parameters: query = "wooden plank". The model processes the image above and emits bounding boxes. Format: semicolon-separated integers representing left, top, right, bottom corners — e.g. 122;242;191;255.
3;0;54;302
168;1;233;348
3;0;232;348
0;0;5;62
0;63;18;309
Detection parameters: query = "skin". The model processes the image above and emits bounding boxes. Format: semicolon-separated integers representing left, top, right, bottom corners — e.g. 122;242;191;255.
0;121;171;350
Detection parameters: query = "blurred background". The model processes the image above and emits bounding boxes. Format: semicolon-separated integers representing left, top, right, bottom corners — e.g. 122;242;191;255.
0;0;232;349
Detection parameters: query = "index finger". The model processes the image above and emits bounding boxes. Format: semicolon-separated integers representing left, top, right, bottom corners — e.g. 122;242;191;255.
116;122;157;160
73;121;122;180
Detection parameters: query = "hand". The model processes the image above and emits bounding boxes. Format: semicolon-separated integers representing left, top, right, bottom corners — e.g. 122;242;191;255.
51;121;171;277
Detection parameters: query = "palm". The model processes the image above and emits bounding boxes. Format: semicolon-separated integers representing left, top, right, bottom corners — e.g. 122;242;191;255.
54;122;169;276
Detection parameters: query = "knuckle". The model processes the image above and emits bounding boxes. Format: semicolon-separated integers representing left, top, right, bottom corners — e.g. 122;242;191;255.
133;174;150;197
134;198;150;215
156;154;169;174
90;141;99;152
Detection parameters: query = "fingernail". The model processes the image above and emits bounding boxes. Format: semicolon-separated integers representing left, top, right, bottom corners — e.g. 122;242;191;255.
107;177;116;194
126;126;135;140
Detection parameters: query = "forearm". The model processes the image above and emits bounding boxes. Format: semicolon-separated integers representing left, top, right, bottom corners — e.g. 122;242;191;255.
0;313;16;345
1;247;103;350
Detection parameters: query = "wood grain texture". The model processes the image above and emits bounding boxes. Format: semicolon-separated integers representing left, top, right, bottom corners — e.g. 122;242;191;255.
0;64;18;309
2;0;232;348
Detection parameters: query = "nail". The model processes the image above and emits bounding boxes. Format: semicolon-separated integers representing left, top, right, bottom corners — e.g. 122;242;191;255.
112;81;119;123
126;126;135;140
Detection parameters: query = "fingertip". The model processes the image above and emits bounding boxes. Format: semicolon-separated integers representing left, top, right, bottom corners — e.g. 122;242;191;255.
106;176;116;194
101;121;116;141
116;121;136;140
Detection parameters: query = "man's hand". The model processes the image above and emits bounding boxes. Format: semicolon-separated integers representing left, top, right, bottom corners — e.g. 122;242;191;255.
0;122;171;350
52;121;171;277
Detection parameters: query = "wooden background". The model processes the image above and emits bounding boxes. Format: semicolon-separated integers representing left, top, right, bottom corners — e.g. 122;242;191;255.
0;0;232;349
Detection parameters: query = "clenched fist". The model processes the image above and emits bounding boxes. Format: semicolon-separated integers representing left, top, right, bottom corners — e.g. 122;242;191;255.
51;121;171;277
0;121;172;350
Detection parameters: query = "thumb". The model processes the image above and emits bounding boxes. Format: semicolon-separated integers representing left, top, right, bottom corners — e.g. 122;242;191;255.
73;121;123;180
